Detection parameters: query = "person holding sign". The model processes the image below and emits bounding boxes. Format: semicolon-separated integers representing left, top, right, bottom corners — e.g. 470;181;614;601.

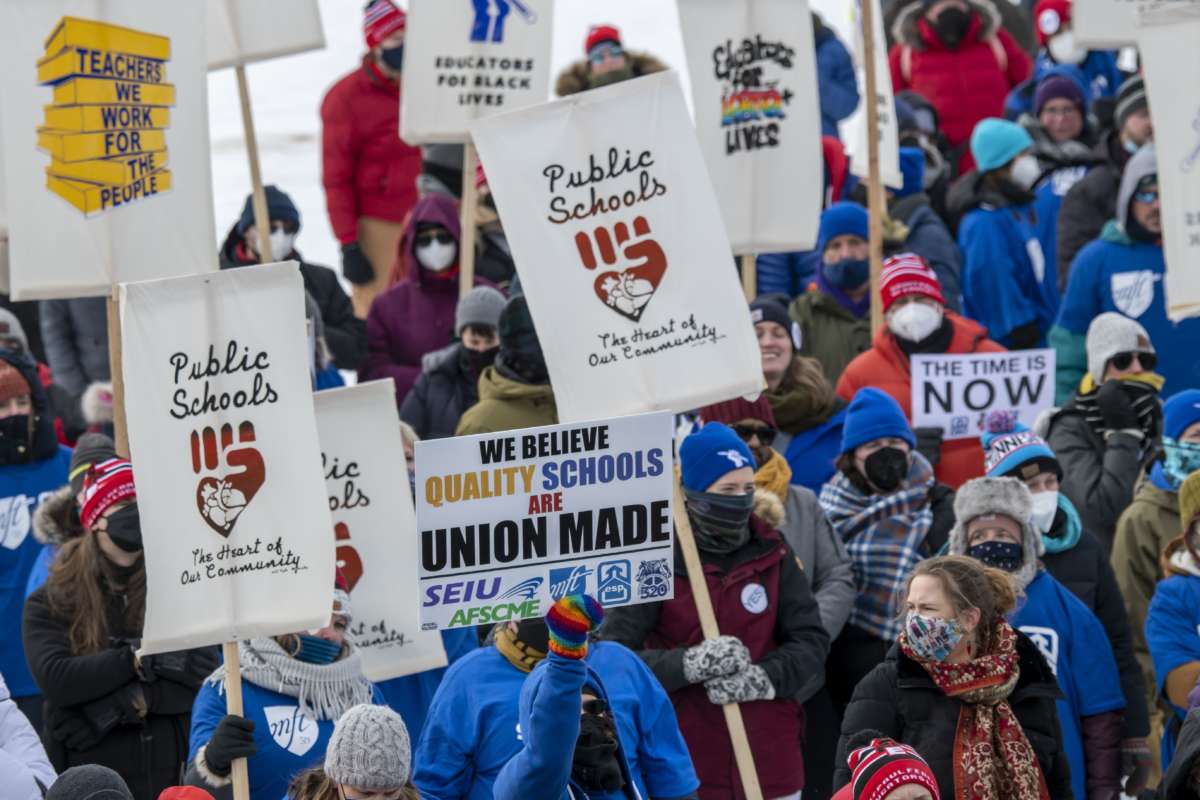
22;458;219;800
287;704;418;800
603;423;829;800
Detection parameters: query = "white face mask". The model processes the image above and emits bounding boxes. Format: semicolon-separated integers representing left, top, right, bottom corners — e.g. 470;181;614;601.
1047;31;1086;65
1010;154;1042;190
248;229;295;260
416;240;457;271
887;301;943;342
1030;490;1059;533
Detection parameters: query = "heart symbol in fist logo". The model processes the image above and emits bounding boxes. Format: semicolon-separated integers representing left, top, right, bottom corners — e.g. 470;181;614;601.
334;522;363;592
191;422;265;537
575;216;668;322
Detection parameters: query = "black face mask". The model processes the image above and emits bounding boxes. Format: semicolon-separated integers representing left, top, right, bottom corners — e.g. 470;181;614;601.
460;345;499;380
863;447;910;494
966;540;1024;572
684;489;754;554
380;44;404;71
0;414;31;465
932;7;972;48
572;712;624;792
105;504;143;553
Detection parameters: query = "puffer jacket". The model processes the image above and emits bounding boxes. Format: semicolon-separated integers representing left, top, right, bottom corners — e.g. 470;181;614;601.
788;289;871;388
454;366;557;436
0;673;55;797
814;13;859;138
554;52;668;97
400;343;483;440
884;0;1037;56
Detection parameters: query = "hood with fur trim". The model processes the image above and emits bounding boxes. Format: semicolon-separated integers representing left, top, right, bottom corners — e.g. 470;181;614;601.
32;484;84;547
752;488;785;529
891;0;1003;50
554;51;669;97
949;476;1043;589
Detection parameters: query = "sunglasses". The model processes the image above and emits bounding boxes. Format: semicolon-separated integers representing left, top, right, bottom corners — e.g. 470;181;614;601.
582;698;609;716
1133;190;1159;204
415;231;454;247
731;423;777;446
588;43;623;64
1109;351;1157;371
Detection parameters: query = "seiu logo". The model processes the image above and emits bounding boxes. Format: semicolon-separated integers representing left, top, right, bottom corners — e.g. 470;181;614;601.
423;577;501;607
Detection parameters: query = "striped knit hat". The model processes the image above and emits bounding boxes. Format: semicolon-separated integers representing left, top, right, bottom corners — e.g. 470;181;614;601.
81;458;136;529
545;595;604;659
880;253;944;313
363;0;405;48
847;737;940;800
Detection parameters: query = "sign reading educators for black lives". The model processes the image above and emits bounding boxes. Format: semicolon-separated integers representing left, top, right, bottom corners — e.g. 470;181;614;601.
415;413;675;630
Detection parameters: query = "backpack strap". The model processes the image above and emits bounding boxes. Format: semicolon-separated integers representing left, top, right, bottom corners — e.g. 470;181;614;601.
900;44;913;85
988;36;1007;73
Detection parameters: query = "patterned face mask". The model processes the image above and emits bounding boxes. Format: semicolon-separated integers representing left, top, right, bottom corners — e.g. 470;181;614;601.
1164;437;1200;487
904;612;966;662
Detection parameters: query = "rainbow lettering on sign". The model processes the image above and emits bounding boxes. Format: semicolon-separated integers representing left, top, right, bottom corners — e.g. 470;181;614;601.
721;89;786;127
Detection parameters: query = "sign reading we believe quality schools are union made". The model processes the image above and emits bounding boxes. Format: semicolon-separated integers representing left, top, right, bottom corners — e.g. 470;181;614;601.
415;413;675;630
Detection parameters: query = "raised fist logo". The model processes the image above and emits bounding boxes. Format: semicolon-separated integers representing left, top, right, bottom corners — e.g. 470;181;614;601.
191;422;265;537
334;522;363;592
575;216;668;322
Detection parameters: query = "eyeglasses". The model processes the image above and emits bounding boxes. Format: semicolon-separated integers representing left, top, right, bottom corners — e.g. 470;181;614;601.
588;42;623;64
1109;351;1157;371
415;231;454;247
1040;105;1081;119
1133;190;1159;204
582;698;609;716
731;423;777;446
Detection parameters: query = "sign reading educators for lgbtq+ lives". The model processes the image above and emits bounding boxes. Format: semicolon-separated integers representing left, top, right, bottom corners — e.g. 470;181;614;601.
415;413;675;630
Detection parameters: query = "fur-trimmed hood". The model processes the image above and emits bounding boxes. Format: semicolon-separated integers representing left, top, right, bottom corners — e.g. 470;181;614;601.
891;0;1003;50
32;483;84;547
752;487;785;529
949;476;1043;589
554;51;669;97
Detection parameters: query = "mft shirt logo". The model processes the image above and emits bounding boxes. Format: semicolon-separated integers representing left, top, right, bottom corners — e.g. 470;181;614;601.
0;495;33;550
1111;271;1160;319
264;705;319;757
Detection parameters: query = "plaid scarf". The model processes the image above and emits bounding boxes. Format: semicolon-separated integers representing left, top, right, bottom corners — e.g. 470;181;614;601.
900;623;1050;800
819;452;935;640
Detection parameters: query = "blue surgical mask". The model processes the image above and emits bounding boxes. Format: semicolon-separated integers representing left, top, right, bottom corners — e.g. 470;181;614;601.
294;634;342;665
380;44;404;71
1164;436;1200;488
822;257;870;290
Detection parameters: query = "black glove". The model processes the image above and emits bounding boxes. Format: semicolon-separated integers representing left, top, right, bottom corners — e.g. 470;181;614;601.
1008;321;1042;351
1096;379;1139;431
48;708;103;751
340;241;375;285
913;427;944;466
203;714;257;778
139;646;220;688
79;683;145;734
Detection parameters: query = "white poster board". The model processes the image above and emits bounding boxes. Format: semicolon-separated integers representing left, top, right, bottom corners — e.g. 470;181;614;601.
400;0;555;144
206;0;325;70
122;263;333;654
0;1;216;300
471;71;764;422
315;381;448;681
911;349;1056;441
849;0;901;190
677;0;823;254
1074;0;1136;47
415;413;675;630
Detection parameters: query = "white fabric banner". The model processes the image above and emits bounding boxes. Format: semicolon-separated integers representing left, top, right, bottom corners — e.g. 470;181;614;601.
1138;4;1200;321
471;71;764;422
0;1;216;300
415;413;675;630
849;0;902;190
206;0;325;70
911;349;1056;441
315;381;448;682
677;0;823;254
122;263;333;654
400;0;555;144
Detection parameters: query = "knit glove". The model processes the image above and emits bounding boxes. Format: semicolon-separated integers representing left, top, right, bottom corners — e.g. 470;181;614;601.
682;635;752;684
201;714;257;778
340;241;375;285
1096;379;1140;432
545;594;604;659
1120;738;1154;796
703;664;776;705
913;427;943;466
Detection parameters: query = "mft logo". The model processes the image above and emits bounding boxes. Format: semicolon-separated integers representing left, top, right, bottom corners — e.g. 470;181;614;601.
549;565;591;599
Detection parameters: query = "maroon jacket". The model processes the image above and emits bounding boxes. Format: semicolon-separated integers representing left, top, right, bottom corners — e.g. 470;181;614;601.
320;56;422;244
601;519;831;800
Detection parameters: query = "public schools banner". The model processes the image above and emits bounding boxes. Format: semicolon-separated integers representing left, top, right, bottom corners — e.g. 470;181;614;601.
400;0;554;144
207;0;324;70
315;380;448;681
677;0;823;253
0;1;216;299
471;72;764;423
415;413;675;630
122;263;333;654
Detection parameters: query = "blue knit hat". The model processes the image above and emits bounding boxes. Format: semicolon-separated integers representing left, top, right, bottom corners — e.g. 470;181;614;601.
980;411;1062;479
1165;390;1200;440
817;202;869;254
680;422;755;492
897;147;925;198
237;185;301;234
841;388;915;454
970;118;1034;173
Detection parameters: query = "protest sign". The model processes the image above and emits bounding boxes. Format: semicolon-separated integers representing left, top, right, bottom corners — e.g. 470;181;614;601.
0;1;216;300
207;0;325;70
849;0;902;191
315;381;448;681
470;71;764;422
415;412;675;631
400;0;555;144
1073;0;1135;47
677;0;823;254
121;263;333;654
911;349;1056;441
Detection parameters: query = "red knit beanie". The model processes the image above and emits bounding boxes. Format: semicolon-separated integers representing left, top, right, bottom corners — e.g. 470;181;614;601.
0;361;31;406
363;0;406;49
847;737;941;800
1034;0;1071;46
698;397;777;428
585;24;622;55
880;252;945;313
81;458;136;529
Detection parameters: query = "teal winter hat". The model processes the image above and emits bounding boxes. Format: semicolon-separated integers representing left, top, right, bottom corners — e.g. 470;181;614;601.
970;118;1034;173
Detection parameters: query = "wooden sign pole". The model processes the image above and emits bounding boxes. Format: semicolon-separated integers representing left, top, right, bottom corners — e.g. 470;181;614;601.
221;642;251;800
860;0;886;335
235;65;274;264
105;288;128;458
740;253;757;302
459;143;480;299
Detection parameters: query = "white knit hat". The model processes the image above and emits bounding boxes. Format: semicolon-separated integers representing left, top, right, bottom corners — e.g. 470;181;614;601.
1086;312;1155;383
324;704;412;791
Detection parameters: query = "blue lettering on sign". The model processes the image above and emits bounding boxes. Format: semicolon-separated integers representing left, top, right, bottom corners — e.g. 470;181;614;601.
423;577;502;607
548;565;591;599
637;559;671;600
597;560;631;605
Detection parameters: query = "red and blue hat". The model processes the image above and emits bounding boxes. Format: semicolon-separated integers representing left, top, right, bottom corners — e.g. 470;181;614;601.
981;411;1062;480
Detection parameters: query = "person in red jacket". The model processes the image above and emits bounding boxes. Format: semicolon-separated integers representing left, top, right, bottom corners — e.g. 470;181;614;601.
836;253;1005;489
889;0;1031;174
320;0;423;319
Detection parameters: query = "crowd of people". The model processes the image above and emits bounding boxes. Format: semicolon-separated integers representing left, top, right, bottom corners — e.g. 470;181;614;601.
1;0;1199;798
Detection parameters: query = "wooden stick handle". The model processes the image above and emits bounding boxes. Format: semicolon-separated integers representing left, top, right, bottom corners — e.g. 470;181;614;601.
860;0;886;336
106;288;128;458
459;143;480;299
235;65;274;263
740;253;757;302
671;479;764;800
221;642;251;800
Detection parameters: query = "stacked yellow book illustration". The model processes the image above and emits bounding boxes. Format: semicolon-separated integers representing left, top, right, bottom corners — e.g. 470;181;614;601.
37;17;173;215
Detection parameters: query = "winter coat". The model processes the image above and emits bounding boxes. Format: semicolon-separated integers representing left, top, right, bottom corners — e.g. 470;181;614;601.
834;631;1072;798
888;1;1032;172
601;519;831;800
319;56;422;244
755;249;820;301
890;193;964;313
884;0;1038;57
399;344;480;440
1055;131;1129;289
372;627;477;747
1145;570;1200;766
0;673;54;798
39;297;109;396
23;484;81;600
1159;708;1200;800
554;52;668;97
789;288;871;388
781;406;846;495
414;641;698;800
836;313;1006;488
814;14;859;138
454;367;557;436
23;586;216;800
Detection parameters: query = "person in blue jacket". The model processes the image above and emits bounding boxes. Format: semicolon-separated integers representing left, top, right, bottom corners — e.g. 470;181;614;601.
413;613;698;800
373;626;476;744
949;118;1057;349
813;12;858;139
0;349;72;731
1146;471;1200;767
950;476;1126;800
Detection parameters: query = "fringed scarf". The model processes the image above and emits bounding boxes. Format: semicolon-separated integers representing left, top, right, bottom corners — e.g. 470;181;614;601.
900;623;1050;800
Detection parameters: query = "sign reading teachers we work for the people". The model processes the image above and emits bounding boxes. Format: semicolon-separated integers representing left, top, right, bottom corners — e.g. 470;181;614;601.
416;413;674;631
911;350;1056;441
